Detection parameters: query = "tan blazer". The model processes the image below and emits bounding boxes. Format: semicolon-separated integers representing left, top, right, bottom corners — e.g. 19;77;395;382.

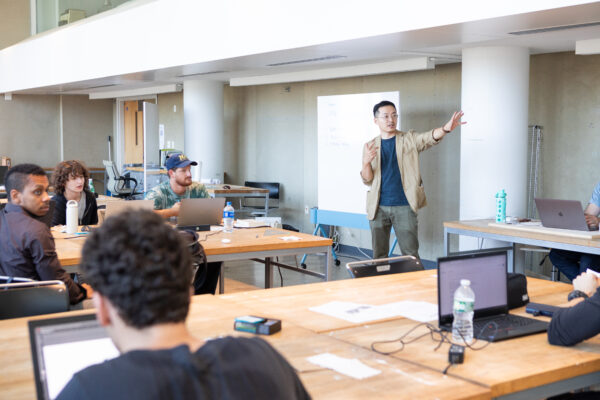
362;129;440;220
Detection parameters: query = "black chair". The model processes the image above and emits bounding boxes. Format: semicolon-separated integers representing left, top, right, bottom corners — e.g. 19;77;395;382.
103;160;142;199
0;279;70;320
346;255;423;279
241;181;280;216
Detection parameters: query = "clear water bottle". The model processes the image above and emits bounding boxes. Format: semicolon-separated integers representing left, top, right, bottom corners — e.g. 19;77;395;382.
223;201;234;233
495;189;506;223
88;178;95;194
452;279;475;344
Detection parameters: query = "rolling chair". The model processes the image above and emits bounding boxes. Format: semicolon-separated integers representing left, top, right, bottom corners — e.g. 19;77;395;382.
345;255;423;279
0;279;70;320
103;160;142;199
241;181;280;216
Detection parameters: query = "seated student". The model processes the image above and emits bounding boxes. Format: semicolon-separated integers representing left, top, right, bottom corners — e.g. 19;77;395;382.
51;160;98;226
146;152;219;295
549;182;600;281
57;210;310;400
145;152;209;218
0;164;90;304
548;271;600;346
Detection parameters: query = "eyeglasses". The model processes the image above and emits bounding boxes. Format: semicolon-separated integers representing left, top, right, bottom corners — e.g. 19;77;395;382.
376;113;398;120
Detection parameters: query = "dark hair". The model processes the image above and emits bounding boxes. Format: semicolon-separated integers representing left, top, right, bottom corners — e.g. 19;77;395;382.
5;164;46;203
373;100;396;117
51;160;90;195
80;210;193;329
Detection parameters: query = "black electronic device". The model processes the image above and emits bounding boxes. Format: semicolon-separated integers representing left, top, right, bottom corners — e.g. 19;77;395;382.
448;344;465;364
525;302;561;317
233;316;282;335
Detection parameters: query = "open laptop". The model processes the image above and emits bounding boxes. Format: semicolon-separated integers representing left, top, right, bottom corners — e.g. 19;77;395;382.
346;255;423;278
103;199;154;220
437;251;548;342
535;198;595;231
177;198;225;231
28;314;119;400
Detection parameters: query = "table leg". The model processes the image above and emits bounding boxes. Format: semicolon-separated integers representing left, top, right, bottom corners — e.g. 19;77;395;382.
264;193;269;217
219;263;225;294
265;257;273;288
326;246;333;281
444;227;450;256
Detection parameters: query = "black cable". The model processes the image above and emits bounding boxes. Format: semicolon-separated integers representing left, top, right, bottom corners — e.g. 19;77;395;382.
442;363;453;374
197;230;221;242
275;257;283;287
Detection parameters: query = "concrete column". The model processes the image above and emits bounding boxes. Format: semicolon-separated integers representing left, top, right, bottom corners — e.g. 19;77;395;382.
460;47;530;251
183;80;224;182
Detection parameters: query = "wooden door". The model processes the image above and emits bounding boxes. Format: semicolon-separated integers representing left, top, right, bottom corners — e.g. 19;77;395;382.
124;100;144;165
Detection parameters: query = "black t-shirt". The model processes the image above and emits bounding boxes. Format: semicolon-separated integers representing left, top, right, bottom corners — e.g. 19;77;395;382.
57;336;310;400
548;288;600;346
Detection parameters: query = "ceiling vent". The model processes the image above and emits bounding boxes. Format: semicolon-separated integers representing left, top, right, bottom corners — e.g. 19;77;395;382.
266;55;346;67
509;21;600;35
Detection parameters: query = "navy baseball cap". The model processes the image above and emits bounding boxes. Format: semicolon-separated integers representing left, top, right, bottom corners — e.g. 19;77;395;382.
166;153;198;170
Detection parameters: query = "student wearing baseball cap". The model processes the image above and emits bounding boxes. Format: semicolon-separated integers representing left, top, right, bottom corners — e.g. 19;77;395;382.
145;153;209;218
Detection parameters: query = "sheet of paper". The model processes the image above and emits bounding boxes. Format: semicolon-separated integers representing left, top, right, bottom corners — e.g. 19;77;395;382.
586;268;600;279
279;235;301;241
306;353;381;379
309;300;438;323
519;221;542;226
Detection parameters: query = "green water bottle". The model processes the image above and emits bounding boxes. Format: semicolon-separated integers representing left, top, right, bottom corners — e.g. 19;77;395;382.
88;178;95;194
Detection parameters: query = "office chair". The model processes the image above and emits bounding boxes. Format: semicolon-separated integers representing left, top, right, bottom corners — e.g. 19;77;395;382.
103;160;141;199
346;255;423;279
241;181;280;216
0;280;69;320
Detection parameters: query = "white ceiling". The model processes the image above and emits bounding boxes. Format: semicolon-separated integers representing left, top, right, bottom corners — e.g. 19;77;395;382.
15;1;600;96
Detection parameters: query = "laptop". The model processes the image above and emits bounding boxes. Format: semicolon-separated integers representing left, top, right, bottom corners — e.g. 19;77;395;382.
177;198;225;231
535;198;594;231
103;199;154;220
346;255;423;278
28;314;119;400
437;251;548;342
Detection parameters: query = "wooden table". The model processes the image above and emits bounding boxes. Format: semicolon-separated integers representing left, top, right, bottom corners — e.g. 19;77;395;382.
205;184;271;216
54;227;333;293
0;294;489;400
444;219;600;273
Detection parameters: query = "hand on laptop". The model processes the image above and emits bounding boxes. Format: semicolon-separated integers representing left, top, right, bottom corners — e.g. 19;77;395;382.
573;272;599;297
82;283;94;299
585;214;599;230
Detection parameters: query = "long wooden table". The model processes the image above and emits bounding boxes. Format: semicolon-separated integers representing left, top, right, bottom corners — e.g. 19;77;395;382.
0;294;489;400
205;184;271;216
54;227;333;293
444;219;600;273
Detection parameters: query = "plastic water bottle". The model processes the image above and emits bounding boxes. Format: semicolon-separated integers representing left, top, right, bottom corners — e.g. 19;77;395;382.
452;279;475;344
223;201;234;233
88;178;95;194
66;200;78;234
495;189;506;223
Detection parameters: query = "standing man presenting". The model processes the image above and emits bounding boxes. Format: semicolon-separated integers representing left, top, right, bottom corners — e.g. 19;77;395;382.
361;101;464;259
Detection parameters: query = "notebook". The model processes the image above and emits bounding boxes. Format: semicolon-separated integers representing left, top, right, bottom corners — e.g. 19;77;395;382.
28;314;119;400
535;198;594;231
346;255;423;278
177;198;225;231
437;251;548;342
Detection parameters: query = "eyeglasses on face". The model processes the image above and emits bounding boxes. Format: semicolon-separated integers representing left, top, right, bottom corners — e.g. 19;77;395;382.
376;113;398;120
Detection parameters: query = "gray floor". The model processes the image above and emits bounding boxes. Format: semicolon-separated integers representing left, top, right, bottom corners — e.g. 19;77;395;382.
223;253;361;289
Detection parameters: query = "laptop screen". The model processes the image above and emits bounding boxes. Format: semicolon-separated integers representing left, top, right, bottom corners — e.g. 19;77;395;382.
438;251;508;325
29;314;119;400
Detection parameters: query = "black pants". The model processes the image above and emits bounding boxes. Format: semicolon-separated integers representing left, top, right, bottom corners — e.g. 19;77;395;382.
193;261;221;295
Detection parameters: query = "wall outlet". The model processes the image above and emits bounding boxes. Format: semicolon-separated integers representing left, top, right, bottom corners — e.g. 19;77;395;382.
304;205;309;214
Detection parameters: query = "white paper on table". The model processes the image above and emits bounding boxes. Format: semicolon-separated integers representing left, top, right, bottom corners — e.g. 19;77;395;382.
279;235;301;241
306;353;381;379
309;300;438;323
520;221;542;226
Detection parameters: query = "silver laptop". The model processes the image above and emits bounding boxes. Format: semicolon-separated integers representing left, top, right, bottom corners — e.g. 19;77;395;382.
535;198;594;231
104;199;154;220
28;314;119;400
177;198;225;230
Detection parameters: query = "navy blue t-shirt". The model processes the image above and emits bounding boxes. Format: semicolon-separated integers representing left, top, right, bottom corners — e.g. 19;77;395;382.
379;137;409;206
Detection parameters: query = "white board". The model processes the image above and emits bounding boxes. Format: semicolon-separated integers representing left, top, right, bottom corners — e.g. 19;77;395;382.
317;92;400;214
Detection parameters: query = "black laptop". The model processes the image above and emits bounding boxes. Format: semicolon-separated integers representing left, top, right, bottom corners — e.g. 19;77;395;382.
346;255;423;278
437;251;548;342
29;314;119;400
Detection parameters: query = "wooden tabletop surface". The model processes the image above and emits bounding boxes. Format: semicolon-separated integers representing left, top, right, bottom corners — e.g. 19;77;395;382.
205;184;270;195
444;219;600;248
54;227;332;266
0;293;489;400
